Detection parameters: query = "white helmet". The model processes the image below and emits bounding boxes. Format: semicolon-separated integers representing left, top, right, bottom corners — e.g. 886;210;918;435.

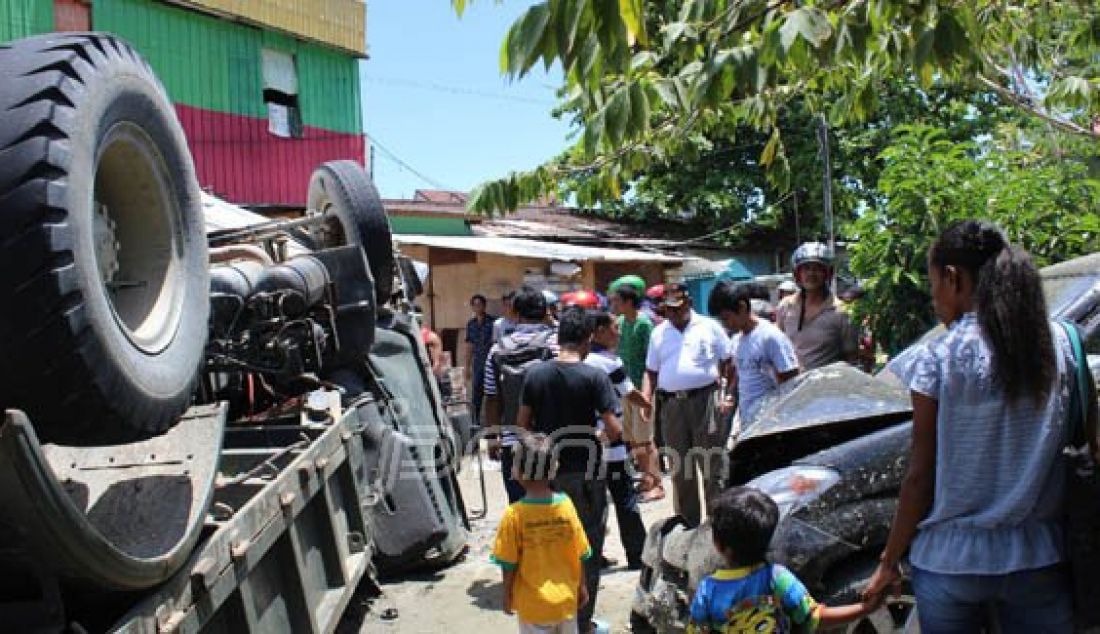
791;242;834;270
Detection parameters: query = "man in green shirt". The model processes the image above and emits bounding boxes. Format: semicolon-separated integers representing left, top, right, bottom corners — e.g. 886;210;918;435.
610;277;665;502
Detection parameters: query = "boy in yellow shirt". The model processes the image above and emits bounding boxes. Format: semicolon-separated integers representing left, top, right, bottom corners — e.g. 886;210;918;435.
492;434;592;633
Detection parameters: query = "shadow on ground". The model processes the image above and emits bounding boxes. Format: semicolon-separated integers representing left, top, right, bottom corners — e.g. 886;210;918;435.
467;577;503;611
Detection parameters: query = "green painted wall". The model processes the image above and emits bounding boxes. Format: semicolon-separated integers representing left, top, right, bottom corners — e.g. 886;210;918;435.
389;217;473;236
0;1;53;43
92;0;361;134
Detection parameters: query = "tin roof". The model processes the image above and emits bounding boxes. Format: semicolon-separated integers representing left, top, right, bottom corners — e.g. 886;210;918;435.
393;234;683;263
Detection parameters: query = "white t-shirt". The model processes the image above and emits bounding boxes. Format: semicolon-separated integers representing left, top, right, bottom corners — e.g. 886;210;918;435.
585;347;631;462
645;311;732;392
733;320;799;423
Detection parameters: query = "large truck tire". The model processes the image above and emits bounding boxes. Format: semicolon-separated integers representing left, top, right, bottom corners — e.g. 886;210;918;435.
307;160;395;306
0;34;209;445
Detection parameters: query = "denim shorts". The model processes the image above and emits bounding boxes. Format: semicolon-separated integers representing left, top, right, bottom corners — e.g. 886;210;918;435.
912;564;1073;633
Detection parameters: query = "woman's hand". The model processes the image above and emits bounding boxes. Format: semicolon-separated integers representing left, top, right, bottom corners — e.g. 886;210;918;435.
862;560;902;603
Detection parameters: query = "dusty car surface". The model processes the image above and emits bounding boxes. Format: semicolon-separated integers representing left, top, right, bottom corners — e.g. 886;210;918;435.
632;252;1100;633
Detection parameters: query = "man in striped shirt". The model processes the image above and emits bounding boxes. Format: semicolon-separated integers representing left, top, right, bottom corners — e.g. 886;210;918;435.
585;311;649;570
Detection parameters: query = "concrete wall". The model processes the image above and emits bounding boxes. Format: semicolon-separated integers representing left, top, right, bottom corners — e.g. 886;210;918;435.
407;247;544;368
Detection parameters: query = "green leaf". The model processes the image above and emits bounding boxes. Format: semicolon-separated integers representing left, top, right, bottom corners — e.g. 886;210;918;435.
618;0;646;46
677;0;698;23
760;127;781;166
628;81;650;134
779;8;833;51
578;32;601;79
913;27;935;88
756;22;781;67
663;21;690;50
1046;76;1094;110
653;78;679;107
631;51;659;72
932;10;969;68
561;0;588;61
517;4;552;76
835;19;869;62
604;86;632;147
583;110;604;155
593;0;622;51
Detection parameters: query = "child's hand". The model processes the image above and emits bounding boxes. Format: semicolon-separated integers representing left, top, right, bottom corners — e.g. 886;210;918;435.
860;590;885;615
577;583;590;609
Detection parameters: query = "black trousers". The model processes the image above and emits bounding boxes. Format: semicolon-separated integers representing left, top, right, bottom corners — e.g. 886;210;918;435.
606;460;645;566
554;471;608;629
500;444;525;504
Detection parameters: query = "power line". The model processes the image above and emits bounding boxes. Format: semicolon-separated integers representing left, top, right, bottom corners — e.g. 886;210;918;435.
366;132;449;191
363;75;556;107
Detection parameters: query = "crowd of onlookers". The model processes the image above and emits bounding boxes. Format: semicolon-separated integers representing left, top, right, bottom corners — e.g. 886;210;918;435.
445;224;1097;634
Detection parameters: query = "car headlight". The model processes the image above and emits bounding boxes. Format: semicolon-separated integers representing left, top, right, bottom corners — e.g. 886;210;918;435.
746;465;841;518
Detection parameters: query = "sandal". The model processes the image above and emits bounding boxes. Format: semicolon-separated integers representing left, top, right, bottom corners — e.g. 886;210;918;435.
637;473;666;502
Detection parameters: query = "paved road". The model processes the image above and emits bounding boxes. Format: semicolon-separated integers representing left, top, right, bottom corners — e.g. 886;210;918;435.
343;451;675;633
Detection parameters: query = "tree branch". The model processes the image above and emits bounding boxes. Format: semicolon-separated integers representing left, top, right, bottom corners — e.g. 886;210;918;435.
975;74;1099;139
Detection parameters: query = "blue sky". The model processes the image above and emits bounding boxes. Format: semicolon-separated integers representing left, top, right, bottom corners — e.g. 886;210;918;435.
360;3;570;199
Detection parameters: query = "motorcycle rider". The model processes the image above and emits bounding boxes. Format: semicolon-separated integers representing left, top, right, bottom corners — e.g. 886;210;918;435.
775;242;859;370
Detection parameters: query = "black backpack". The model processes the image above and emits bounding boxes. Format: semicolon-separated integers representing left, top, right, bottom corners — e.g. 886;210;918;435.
493;330;555;427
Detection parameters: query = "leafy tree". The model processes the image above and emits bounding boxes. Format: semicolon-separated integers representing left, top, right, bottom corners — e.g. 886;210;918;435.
848;124;1100;353
584;80;1021;247
452;0;1100;214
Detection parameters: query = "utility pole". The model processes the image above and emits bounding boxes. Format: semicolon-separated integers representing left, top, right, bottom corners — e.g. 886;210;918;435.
815;114;835;255
793;189;801;244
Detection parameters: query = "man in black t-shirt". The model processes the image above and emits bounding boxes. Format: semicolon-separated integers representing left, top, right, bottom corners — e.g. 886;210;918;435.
516;307;621;632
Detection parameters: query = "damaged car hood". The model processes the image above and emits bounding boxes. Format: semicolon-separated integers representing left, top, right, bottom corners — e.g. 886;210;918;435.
740;363;912;445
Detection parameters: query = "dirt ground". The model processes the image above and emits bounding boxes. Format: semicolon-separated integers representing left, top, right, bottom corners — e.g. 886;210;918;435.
350;453;675;633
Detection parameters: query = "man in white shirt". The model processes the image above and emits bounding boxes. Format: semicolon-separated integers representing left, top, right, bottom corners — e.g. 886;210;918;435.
709;281;800;425
640;283;732;528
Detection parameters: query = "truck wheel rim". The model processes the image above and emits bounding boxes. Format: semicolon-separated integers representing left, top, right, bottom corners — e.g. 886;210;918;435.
94;121;185;354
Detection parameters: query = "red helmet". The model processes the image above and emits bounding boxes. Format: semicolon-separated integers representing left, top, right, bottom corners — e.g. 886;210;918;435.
645;284;665;300
564;289;600;309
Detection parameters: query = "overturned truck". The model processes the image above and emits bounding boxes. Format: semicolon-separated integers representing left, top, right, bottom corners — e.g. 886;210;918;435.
0;33;468;632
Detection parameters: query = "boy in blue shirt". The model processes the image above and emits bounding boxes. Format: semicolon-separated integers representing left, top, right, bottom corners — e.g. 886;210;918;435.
688;487;879;632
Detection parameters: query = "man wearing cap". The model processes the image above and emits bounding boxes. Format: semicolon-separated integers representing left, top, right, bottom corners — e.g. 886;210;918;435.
776;242;859;370
640;283;732;528
609;276;664;502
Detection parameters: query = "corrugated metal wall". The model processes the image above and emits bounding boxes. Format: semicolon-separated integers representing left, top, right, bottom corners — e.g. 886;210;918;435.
0;1;54;43
169;0;366;57
95;0;361;134
0;0;365;207
92;0;365;206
